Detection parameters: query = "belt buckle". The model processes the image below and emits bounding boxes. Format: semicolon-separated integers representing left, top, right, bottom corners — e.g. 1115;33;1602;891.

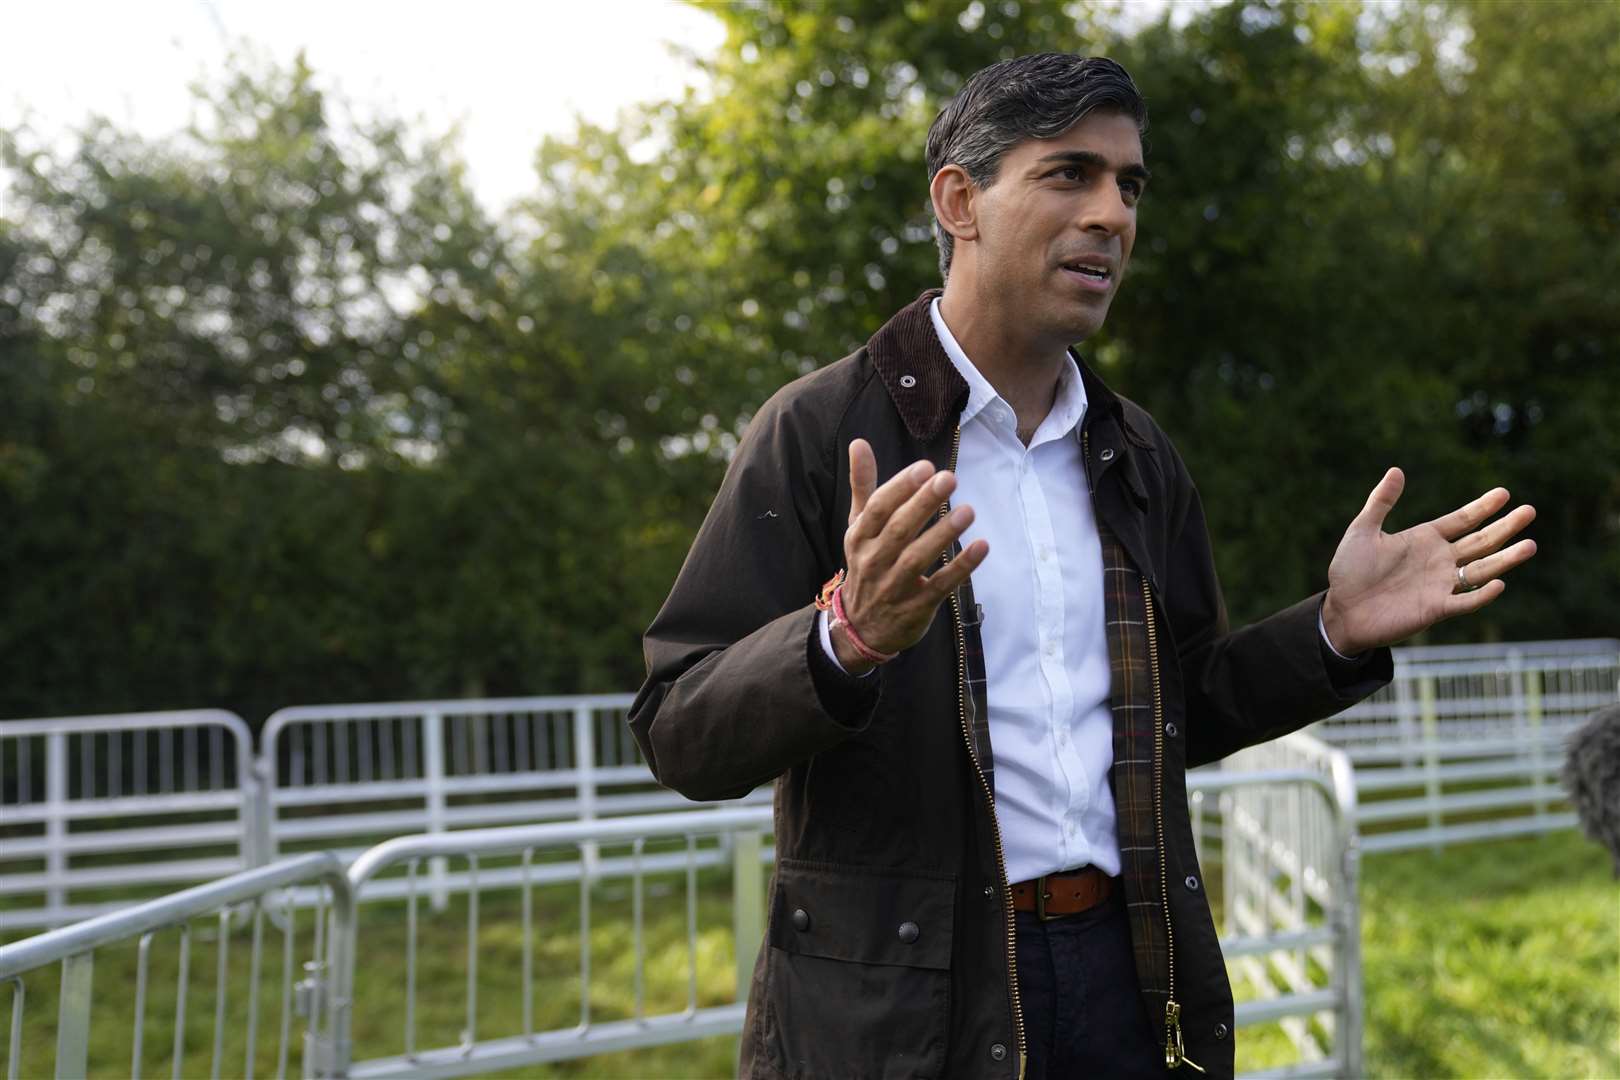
1036;874;1058;922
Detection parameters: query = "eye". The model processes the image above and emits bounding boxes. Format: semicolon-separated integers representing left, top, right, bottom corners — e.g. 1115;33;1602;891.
1051;166;1084;182
1119;179;1143;204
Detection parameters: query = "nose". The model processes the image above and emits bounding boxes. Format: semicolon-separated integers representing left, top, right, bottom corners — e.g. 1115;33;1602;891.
1078;182;1132;237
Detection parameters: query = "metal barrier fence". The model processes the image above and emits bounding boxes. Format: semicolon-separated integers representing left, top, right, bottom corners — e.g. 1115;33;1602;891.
1310;639;1617;852
0;742;1367;1079
0;852;351;1080
1211;733;1363;1075
5;641;1611;929
306;761;1360;1079
0;711;259;931
257;696;770;909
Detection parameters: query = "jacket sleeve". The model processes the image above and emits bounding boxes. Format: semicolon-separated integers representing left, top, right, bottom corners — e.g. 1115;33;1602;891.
628;389;882;801
1155;441;1393;769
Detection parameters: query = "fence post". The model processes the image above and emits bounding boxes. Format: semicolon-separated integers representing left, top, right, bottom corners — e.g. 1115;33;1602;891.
1392;663;1417;773
423;711;449;912
55;951;93;1080
732;829;764;1000
574;706;600;881
1419;675;1441;851
1521;657;1548;821
45;732;68;923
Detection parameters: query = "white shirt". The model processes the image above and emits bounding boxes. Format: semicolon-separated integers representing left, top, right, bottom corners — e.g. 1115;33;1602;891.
818;301;1358;883
820;299;1120;881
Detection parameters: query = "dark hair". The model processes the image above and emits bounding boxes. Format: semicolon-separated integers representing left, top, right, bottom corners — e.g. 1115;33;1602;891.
925;54;1148;280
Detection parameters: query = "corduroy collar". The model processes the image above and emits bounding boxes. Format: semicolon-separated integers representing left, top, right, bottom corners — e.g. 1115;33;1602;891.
866;288;1128;443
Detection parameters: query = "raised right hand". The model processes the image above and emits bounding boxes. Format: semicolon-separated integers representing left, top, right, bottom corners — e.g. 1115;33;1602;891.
831;438;989;673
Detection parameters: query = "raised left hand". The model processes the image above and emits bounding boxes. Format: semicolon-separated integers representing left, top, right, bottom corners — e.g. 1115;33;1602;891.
1320;468;1537;656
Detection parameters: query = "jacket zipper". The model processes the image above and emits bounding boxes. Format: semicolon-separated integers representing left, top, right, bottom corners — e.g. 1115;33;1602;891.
1142;579;1203;1073
941;424;1026;1079
1086;426;1199;1072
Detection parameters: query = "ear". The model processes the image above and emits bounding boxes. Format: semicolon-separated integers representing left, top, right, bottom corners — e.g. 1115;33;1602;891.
929;164;979;245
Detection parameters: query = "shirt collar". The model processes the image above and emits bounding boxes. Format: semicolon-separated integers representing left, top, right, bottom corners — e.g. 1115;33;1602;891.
928;297;1088;440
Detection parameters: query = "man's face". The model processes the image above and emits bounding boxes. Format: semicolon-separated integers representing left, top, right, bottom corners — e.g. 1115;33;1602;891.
969;109;1147;344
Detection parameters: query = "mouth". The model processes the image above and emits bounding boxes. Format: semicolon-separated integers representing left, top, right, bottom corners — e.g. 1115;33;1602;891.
1059;258;1115;294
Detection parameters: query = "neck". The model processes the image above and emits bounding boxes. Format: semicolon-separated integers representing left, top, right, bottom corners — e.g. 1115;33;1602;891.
938;278;1068;441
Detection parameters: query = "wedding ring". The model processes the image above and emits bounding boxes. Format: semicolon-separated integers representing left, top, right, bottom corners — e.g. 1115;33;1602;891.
1456;564;1477;592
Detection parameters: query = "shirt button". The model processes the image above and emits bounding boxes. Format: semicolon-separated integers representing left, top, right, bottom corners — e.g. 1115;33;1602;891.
897;921;920;944
990;1043;1008;1062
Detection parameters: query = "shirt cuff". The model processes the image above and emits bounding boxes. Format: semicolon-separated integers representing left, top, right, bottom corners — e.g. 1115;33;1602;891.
818;608;876;678
1317;602;1363;661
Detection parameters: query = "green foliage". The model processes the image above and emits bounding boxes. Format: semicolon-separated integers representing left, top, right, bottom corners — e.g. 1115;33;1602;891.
2;1;1617;720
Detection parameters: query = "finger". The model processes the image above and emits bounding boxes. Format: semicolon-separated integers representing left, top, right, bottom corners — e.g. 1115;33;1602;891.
1354;467;1405;531
848;439;878;526
848;457;936;542
1459;538;1538;587
877;470;957;555
1453;503;1537;561
896;502;974;577
1441;577;1506;618
1431;486;1511;542
922;538;989;598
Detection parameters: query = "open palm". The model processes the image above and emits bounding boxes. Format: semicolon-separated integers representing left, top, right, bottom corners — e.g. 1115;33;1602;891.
1320;468;1538;656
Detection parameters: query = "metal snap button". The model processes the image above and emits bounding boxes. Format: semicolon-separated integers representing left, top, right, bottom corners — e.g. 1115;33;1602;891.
990;1043;1008;1062
983;885;996;898
1184;874;1200;892
1214;1022;1229;1040
897;921;920;944
1165;721;1178;737
899;374;917;388
1099;447;1115;461
791;908;810;931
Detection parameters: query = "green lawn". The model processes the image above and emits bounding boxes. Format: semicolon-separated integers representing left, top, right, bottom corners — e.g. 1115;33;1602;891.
3;832;1614;1078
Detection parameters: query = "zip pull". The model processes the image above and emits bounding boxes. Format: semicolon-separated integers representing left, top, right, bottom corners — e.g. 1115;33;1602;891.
1164;1001;1206;1073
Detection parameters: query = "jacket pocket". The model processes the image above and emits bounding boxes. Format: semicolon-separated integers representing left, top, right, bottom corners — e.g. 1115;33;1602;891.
762;859;955;1080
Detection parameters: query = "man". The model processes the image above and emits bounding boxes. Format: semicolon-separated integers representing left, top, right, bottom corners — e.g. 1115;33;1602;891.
629;54;1536;1079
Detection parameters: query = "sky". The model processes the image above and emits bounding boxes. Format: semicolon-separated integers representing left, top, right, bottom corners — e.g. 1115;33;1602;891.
4;0;727;212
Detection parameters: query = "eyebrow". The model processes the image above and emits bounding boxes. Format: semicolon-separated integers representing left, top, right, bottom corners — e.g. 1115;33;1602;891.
1032;149;1152;183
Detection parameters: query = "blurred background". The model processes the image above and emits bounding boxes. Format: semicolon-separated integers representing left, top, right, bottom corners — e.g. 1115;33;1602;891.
3;0;1616;723
2;3;1617;1077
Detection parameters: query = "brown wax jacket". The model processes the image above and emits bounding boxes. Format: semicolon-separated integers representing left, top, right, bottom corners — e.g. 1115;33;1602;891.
629;292;1391;1079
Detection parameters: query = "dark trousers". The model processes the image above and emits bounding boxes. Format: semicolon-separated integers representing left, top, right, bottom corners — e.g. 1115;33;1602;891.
1014;892;1169;1079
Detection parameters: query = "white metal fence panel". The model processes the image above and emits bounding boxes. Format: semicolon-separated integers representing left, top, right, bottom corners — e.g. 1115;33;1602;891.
1314;640;1619;753
0;852;352;1080
1307;640;1616;852
257;696;769;909
1212;733;1362;1074
0;710;258;931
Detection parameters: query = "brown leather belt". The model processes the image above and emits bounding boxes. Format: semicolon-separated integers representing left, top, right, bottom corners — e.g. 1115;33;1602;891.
1010;866;1116;920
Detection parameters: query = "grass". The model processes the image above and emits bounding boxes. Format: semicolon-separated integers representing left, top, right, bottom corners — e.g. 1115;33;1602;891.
3;832;1615;1079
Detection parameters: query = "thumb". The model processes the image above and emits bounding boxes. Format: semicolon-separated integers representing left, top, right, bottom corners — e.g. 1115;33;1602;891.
848;438;877;525
1355;467;1405;531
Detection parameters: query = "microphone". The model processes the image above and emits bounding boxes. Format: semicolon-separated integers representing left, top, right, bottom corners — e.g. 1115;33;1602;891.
1562;703;1620;877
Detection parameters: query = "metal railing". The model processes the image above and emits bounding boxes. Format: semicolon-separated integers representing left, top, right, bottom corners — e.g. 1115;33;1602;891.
257;696;770;910
1211;733;1363;1075
0;710;258;930
327;806;771;1079
1309;640;1616;852
6;641;1610;930
0;853;352;1080
0;753;1364;1078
